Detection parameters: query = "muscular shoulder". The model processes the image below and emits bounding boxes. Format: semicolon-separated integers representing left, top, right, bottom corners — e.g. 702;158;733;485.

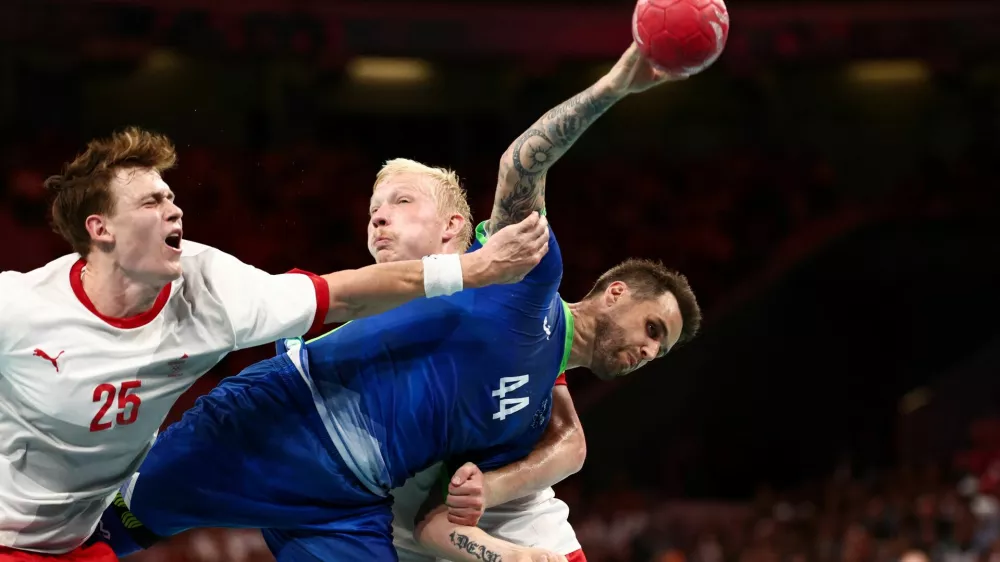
162;240;221;297
0;270;25;319
0;254;81;349
4;253;79;286
177;239;222;271
1;253;79;304
470;220;563;291
176;240;249;288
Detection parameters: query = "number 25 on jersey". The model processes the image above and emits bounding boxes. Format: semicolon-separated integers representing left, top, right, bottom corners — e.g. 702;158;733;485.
492;375;529;421
90;381;142;432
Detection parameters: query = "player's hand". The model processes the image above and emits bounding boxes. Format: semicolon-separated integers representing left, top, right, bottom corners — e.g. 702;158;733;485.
467;212;549;287
603;42;687;95
512;547;569;562
446;462;488;526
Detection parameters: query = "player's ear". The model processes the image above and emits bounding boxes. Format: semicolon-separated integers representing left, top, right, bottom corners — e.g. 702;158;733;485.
85;214;115;246
604;281;627;306
442;212;465;244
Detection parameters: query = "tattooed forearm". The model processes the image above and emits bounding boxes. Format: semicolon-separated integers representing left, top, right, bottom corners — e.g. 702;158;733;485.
489;83;622;233
450;531;503;562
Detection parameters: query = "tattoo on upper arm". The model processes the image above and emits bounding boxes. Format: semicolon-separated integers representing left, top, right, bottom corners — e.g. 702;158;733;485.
490;86;619;233
540;90;617;146
491;153;548;234
450;531;503;562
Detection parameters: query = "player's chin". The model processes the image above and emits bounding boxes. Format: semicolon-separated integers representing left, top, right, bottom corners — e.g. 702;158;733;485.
606;362;641;380
158;260;183;282
373;248;396;263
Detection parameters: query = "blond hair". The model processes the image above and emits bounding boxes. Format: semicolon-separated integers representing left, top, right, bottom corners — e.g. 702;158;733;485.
374;158;474;251
46;127;178;257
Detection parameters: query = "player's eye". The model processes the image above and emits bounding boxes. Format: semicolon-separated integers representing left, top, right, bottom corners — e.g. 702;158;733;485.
398;198;410;204
646;322;658;338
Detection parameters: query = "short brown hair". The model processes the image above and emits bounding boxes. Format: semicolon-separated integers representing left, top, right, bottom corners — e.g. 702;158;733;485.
45;127;178;256
585;258;702;345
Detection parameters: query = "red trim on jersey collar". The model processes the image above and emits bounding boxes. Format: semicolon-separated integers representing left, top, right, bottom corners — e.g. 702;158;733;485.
287;268;330;337
554;373;567;386
70;259;172;329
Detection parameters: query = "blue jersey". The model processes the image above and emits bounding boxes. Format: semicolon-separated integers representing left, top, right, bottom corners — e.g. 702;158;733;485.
112;220;573;561
303;221;572;493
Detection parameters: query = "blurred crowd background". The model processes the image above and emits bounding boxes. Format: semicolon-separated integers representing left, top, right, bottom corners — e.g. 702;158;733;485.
2;0;1000;560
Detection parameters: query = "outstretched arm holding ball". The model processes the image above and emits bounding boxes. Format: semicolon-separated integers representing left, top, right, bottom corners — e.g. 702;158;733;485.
486;0;731;234
486;42;686;235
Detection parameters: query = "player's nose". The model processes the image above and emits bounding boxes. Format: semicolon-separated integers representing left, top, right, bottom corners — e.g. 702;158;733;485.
167;200;183;222
640;341;659;360
370;208;389;228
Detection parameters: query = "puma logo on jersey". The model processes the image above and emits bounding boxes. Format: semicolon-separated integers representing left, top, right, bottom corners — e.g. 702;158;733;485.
33;348;65;372
543;317;551;340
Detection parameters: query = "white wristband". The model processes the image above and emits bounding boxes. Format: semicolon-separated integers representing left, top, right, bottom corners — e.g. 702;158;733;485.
422;254;464;298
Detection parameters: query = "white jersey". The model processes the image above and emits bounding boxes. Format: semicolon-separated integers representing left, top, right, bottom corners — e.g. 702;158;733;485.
0;241;325;554
392;463;581;562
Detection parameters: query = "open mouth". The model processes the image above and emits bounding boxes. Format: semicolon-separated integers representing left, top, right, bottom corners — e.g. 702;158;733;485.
165;233;182;250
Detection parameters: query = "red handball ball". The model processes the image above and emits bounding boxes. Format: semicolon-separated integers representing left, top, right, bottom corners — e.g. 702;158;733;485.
632;0;730;76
